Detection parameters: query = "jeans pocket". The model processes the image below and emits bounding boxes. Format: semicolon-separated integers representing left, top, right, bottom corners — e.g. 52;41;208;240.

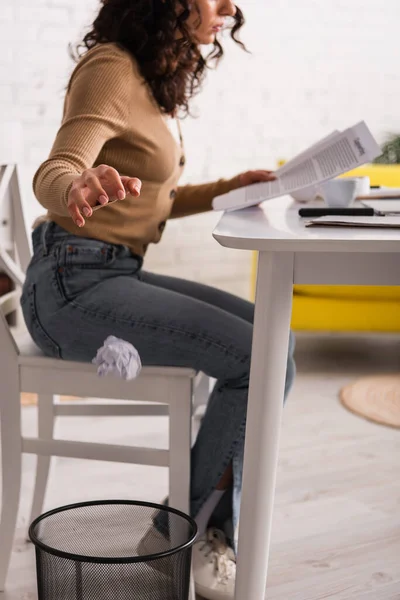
56;241;139;301
61;241;116;269
22;283;61;359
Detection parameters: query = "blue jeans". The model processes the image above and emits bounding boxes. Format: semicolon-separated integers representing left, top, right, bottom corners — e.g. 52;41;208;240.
21;222;296;545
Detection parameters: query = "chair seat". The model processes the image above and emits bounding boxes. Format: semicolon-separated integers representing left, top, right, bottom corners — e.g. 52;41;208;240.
14;329;197;378
16;330;45;357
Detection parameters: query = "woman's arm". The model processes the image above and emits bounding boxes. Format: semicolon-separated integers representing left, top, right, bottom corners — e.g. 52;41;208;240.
33;45;133;217
169;175;242;219
169;169;276;218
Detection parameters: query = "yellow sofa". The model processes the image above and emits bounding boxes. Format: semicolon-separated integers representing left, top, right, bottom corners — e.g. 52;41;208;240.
250;164;400;332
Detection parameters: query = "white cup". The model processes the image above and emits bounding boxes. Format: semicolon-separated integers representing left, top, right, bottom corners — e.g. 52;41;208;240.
290;184;322;203
342;176;370;197
321;179;358;208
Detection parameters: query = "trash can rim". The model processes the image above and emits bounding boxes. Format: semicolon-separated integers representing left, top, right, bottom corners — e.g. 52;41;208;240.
28;499;198;565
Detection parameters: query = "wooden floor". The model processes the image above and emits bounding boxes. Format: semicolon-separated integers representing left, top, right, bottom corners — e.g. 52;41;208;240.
2;334;400;600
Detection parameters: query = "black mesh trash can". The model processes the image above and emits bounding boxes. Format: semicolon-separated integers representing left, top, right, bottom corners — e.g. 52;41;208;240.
29;500;197;600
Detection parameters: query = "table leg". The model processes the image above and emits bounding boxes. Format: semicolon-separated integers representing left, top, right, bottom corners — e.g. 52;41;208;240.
234;251;294;600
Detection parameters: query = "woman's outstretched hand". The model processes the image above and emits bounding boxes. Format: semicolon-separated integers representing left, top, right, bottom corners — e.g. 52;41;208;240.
67;164;142;227
237;170;276;188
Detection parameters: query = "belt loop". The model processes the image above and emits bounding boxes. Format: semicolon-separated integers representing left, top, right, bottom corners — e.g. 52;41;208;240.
41;221;51;255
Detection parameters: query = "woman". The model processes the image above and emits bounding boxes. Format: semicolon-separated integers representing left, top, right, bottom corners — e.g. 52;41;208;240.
22;0;295;598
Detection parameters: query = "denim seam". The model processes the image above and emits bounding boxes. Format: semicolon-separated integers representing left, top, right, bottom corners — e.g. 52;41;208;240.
27;284;62;358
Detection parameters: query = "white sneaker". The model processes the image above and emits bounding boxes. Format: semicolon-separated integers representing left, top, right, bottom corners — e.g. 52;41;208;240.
193;528;236;600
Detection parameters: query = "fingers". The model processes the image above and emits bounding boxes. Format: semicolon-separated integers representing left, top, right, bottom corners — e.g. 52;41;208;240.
254;170;276;181
120;176;142;197
96;165;126;200
69;203;85;228
67;186;93;227
67;167;142;227
83;173;109;206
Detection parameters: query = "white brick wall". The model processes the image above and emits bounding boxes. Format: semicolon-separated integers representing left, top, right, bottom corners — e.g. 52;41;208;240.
2;0;400;298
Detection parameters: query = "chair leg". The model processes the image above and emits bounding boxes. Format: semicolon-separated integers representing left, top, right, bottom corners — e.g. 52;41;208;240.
193;373;210;413
169;381;192;514
188;570;196;600
28;393;55;527
168;379;195;600
193;374;212;432
0;374;22;592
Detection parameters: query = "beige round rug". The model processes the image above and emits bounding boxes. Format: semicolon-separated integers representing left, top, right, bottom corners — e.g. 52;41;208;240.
340;374;400;429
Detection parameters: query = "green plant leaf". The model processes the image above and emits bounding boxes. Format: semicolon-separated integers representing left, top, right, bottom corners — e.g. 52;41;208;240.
373;134;400;164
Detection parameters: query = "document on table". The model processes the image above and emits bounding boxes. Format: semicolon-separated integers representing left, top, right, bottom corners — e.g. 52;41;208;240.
305;215;400;228
361;200;400;213
358;188;400;199
275;130;340;174
212;121;381;212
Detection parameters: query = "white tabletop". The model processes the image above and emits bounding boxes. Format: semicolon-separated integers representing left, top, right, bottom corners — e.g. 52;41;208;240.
213;197;400;253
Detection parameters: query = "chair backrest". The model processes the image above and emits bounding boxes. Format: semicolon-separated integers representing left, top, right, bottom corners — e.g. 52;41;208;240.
0;163;32;276
0;162;32;359
0;295;20;359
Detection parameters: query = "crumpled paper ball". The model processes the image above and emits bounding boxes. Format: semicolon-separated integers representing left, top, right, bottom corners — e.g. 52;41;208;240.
92;336;142;380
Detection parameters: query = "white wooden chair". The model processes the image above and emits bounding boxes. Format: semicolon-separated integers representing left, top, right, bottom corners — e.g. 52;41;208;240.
0;162;208;594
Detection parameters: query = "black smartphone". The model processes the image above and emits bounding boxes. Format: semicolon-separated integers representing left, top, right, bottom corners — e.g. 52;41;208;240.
299;207;375;218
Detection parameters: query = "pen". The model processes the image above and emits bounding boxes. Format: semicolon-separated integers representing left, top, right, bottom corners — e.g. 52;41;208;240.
299;207;374;218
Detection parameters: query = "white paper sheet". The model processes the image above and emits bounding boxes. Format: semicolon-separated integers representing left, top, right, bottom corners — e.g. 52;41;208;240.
213;121;381;212
362;200;400;213
358;188;400;199
276;130;341;175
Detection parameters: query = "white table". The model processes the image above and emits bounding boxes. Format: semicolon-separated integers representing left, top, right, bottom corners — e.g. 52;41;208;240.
213;196;400;600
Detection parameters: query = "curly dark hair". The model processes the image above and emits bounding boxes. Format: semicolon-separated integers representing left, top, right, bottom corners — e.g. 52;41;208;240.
72;0;246;116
